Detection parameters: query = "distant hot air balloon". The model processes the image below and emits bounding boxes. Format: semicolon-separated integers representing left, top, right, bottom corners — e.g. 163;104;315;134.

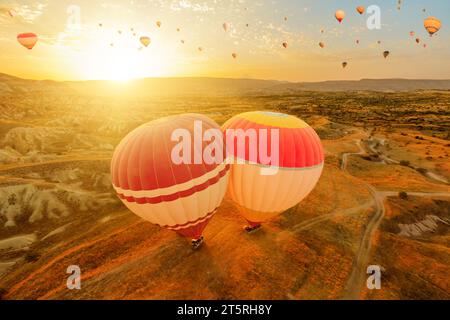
416;38;420;44
111;114;230;248
223;22;230;32
98;23;103;27
17;33;38;50
356;6;365;15
284;16;288;21
383;51;390;58
377;40;381;44
156;21;162;28
320;29;325;34
342;62;348;68
410;31;415;37
181;39;185;44
198;46;203;52
232;53;237;59
423;43;427;48
282;42;288;48
177;28;180;32
335;10;345;23
319;42;325;48
222;111;324;231
140;36;151;47
424;16;441;36
246;23;249;27
356;39;360;44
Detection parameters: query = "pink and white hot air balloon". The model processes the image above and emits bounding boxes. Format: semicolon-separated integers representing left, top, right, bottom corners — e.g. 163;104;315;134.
111;114;230;248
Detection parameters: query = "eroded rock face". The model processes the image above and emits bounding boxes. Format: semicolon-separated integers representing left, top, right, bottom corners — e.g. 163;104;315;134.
0;183;116;228
399;215;450;237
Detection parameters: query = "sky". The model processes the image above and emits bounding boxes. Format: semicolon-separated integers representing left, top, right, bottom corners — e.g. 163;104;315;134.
0;0;449;82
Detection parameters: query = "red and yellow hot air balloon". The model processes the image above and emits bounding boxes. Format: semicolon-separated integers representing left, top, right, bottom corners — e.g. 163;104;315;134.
17;33;38;50
335;10;345;23
424;16;441;36
111;114;230;248
222;111;324;231
356;6;365;15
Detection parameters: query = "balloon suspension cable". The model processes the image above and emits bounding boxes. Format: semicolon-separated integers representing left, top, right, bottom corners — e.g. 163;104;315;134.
191;236;204;250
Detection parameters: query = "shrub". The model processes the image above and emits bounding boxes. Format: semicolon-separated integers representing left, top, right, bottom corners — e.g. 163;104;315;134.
399;191;408;200
0;288;7;300
24;251;40;263
399;160;410;166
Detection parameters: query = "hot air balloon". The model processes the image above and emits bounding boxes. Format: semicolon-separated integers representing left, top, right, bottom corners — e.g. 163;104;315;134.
424;16;441;36
320;29;325;34
140;36;151;47
383;51;390;58
222;111;324;231
246;23;249;27
223;22;230;32
17;33;38;50
177;28;180;32
284;17;288;21
423;43;427;48
282;42;288;48
416;38;420;44
98;23;103;27
111;114;230;248
181;39;185;44
410;31;415;37
335;10;345;23
356;39;360;44
377;40;381;44
198;46;203;52
342;62;348;68
356;6;365;15
156;21;162;28
232;53;237;59
319;42;325;48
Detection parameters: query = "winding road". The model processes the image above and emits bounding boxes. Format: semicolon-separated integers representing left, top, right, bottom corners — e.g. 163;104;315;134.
340;136;450;299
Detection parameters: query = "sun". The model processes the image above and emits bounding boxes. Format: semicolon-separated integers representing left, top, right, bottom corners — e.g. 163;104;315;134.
78;31;172;81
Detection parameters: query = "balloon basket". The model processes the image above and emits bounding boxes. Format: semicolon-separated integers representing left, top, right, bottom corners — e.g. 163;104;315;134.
191;236;204;250
244;223;262;233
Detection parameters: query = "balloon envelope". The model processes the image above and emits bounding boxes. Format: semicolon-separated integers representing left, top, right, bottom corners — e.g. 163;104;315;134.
222;111;324;226
17;33;38;50
111;114;230;240
335;10;345;23
356;6;365;14
140;36;151;47
424;16;441;36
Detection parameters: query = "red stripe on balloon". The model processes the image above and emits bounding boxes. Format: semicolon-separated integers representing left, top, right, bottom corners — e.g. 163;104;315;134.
116;164;229;205
223;117;324;168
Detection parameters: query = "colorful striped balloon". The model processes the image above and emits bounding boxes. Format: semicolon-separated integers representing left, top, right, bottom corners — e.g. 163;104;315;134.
17;33;38;50
111;114;230;246
222;111;324;229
